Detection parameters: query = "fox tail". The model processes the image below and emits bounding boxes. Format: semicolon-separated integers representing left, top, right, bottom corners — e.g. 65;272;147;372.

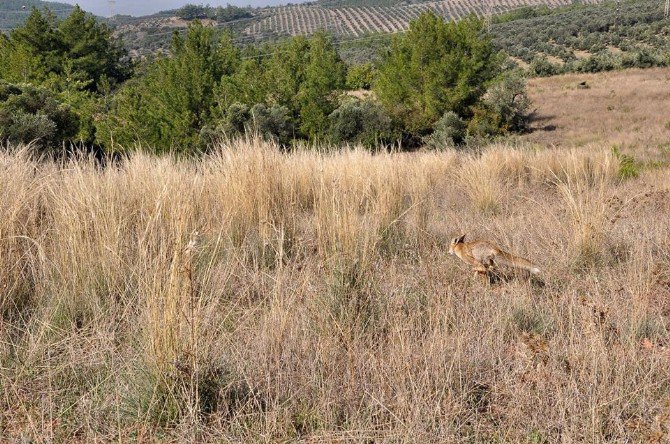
495;251;541;275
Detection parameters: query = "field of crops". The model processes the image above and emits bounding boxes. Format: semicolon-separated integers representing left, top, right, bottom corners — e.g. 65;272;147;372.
243;0;602;39
493;0;670;74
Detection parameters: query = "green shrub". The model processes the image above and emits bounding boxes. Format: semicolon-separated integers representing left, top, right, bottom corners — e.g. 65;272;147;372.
249;103;295;146
575;53;616;73
200;103;295;147
530;55;560;77
612;147;640;180
466;73;531;138
346;63;376;90
424;111;466;148
328;98;393;147
224;103;251;135
0;82;79;150
481;73;531;133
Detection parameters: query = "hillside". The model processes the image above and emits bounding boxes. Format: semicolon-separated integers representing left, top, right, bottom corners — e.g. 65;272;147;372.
493;0;670;74
114;0;603;57
337;0;670;66
522;67;670;156
241;0;600;41
0;0;75;31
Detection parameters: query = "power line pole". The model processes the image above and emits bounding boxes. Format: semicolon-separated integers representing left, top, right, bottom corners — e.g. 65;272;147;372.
108;0;116;20
666;0;669;19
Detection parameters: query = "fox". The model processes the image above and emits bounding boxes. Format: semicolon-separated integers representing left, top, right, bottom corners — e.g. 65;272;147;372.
448;234;541;277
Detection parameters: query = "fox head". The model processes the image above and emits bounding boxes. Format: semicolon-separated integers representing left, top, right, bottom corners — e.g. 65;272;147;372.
448;234;466;255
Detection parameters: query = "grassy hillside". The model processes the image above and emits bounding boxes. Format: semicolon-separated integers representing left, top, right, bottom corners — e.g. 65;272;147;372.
114;0;604;58
493;0;670;74
0;0;75;31
522;67;670;153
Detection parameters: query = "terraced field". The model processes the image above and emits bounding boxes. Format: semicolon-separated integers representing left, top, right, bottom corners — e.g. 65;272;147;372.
243;0;602;39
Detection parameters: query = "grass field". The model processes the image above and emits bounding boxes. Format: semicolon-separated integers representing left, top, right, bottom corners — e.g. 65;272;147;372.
0;134;669;441
523;67;670;157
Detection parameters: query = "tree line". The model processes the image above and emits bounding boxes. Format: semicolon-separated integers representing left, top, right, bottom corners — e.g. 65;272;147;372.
0;6;529;154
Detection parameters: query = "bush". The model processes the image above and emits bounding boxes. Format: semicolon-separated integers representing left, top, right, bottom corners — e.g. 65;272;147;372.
466;73;531;139
530;55;560;77
224;103;251;135
328;98;393;147
248;103;294;146
621;50;664;69
0;82;79;150
575;53;616;73
201;103;295;147
423;111;466;149
346;63;376;90
481;73;531;133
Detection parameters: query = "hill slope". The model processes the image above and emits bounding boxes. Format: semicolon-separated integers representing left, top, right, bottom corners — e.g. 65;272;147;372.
493;0;670;72
114;0;604;57
522;67;670;155
240;0;601;41
0;0;75;31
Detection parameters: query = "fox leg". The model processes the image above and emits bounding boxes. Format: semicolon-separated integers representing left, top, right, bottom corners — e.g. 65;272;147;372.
472;264;489;281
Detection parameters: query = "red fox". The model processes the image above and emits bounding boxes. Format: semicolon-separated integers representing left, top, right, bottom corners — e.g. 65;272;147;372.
448;234;541;277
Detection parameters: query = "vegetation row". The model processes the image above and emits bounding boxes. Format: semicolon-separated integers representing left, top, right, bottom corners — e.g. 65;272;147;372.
0;7;529;154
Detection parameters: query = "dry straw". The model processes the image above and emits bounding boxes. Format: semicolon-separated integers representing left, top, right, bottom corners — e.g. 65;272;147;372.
0;139;668;442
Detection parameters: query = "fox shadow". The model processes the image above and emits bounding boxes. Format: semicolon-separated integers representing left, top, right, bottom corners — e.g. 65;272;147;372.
484;266;545;288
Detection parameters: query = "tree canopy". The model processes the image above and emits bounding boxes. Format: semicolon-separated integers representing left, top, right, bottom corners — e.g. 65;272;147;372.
374;13;503;138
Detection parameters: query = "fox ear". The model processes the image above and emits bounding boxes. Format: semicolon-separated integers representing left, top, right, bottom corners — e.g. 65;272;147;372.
457;234;466;243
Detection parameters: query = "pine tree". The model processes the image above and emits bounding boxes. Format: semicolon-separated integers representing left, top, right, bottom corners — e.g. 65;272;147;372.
374;13;502;138
59;6;131;91
6;8;64;81
98;24;240;153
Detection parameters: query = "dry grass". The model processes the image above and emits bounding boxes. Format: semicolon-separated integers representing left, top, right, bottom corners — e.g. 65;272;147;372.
1;139;670;442
523;67;670;161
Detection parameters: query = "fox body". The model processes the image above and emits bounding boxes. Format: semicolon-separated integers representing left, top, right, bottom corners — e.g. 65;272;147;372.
448;234;541;276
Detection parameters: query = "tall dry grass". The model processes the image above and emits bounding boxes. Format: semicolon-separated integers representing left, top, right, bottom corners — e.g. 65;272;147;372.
1;139;669;442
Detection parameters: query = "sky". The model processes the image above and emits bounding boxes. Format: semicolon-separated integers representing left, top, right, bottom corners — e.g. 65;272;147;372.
57;0;304;17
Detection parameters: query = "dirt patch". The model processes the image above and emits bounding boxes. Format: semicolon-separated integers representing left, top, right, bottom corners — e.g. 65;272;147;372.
574;49;592;59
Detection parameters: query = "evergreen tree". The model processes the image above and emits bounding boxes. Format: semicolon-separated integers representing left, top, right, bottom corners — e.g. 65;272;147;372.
5;8;64;82
374;13;502;138
297;32;346;139
59;6;131;90
0;6;130;92
98;24;240;153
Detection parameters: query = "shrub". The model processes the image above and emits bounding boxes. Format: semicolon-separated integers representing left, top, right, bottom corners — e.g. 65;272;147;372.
224;103;251;135
530;55;560;77
621;50;664;69
0;82;79;150
201;103;295;147
480;73;531;133
612;147;640;181
467;73;531;138
423;111;466;149
328;98;393;147
249;103;294;146
346;63;376;90
575;53;616;73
